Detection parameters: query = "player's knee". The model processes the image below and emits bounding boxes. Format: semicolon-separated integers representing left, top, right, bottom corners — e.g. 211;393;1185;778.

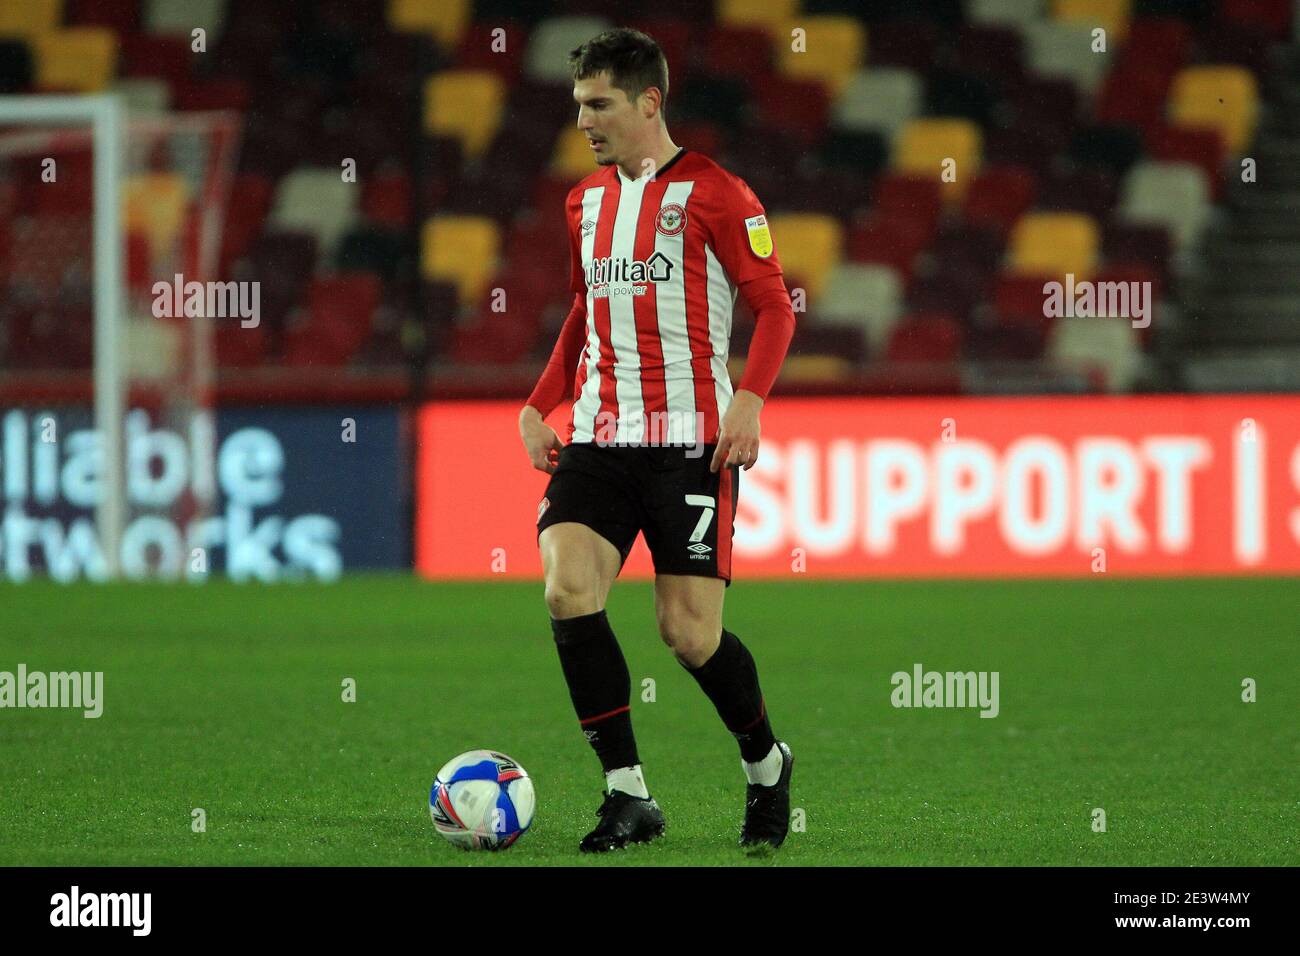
544;570;601;620
656;607;715;667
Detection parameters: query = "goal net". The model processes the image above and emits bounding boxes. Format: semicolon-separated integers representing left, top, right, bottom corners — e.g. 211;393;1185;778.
0;96;240;581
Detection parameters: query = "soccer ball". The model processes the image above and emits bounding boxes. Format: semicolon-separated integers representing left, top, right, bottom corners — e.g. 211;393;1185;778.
429;750;535;850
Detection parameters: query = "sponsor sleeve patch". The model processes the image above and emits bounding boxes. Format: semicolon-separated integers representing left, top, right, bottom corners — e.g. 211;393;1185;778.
744;214;773;258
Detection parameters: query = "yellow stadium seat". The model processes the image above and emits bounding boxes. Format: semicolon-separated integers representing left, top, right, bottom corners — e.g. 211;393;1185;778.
34;29;118;93
778;355;854;384
1053;0;1131;42
776;16;866;96
551;126;604;180
422;215;500;305
389;0;471;50
0;0;62;38
894;118;982;201
1008;211;1100;279
424;70;506;160
1169;65;1259;154
716;0;799;29
124;173;190;263
766;214;843;300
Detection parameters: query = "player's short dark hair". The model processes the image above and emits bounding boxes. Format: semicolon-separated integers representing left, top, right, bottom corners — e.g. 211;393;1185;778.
568;28;669;115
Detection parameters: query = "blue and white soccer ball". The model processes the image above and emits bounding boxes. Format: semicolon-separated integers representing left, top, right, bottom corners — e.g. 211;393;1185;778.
429;750;535;850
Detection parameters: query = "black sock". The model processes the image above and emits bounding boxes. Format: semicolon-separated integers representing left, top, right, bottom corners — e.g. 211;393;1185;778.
551;610;640;773
684;629;776;763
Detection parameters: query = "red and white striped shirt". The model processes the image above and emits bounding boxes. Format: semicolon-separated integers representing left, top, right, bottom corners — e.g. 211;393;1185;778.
529;148;789;446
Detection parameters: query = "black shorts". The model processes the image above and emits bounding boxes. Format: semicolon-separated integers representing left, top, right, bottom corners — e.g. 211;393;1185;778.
535;442;740;585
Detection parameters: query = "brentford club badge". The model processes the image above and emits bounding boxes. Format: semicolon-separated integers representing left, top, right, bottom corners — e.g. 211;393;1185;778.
656;203;687;237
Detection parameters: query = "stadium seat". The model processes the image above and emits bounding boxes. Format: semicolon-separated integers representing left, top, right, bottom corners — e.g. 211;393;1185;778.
1047;316;1142;391
33;29;118;92
524;16;612;84
0;40;33;92
873;173;944;245
777;354;854;385
1096;62;1173;134
844;215;929;282
68;0;139;32
550;126;602;180
893;118;982;201
454;20;528;81
424;70;506;161
816;262;903;353
389;0;472;51
766;213;842;301
1118;160;1211;250
702;24;775;89
715;0;799;29
831;68;922;139
955;24;1025;86
144;0;226;41
0;0;62;38
1122;17;1191;71
775;15;866;96
1022;20;1109;95
1007;211;1100;279
268;167;360;262
1104;222;1172;286
864;18;939;71
1053;0;1131;41
887;312;964;363
421;215;500;306
123;172;189;263
963;165;1038;235
968;0;1044;25
112;77;171;114
1168;65;1259;154
1037;167;1118;221
754;78;831;149
120;33;191;85
1148;125;1224;199
994;274;1055;330
283;273;383;367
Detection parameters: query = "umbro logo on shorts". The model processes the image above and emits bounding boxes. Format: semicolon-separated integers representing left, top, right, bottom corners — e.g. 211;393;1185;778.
688;542;712;555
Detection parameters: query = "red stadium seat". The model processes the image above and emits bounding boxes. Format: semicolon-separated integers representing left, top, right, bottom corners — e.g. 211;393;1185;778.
963;165;1037;236
120;33;192;85
455;21;528;81
994;274;1054;332
1147;125;1225;200
704;24;774;84
754;77;830;150
887;312;964;363
361;169;413;230
1221;0;1294;38
219;172;275;278
68;0;140;32
872;174;943;246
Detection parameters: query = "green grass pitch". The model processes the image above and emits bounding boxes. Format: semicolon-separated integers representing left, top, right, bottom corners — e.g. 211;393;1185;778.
0;576;1295;866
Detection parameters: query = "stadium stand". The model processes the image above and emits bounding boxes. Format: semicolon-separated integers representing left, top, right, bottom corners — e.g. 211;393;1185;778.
1;0;1297;396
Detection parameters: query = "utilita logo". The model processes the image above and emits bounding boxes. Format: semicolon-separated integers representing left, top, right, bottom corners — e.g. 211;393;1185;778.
585;252;673;294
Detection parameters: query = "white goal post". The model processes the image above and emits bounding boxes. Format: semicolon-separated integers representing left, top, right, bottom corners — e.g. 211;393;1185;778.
0;94;127;576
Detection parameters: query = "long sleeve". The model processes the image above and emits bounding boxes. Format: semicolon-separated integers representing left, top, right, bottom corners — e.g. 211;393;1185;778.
736;272;795;400
525;293;587;416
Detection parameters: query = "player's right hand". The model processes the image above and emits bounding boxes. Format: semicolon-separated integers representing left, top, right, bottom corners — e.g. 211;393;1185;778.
519;407;564;474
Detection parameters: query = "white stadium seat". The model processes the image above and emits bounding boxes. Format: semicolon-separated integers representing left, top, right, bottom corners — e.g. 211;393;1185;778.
1048;316;1142;392
268;167;360;261
831;68;923;141
1118;161;1211;251
525;17;613;85
816;263;904;354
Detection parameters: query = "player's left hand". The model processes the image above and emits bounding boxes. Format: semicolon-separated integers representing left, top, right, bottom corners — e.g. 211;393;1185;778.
710;389;764;473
